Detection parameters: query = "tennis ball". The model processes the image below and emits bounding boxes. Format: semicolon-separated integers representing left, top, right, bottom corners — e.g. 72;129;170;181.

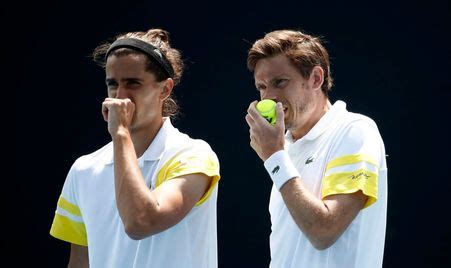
256;99;276;125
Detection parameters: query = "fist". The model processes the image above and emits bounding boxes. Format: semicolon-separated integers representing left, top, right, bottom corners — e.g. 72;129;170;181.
102;98;135;136
245;101;285;161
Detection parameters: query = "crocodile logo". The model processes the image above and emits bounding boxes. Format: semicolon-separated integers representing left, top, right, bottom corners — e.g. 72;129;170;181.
305;156;314;165
271;165;280;175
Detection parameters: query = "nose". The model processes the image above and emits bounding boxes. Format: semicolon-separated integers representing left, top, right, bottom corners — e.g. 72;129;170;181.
114;86;128;99
261;87;279;102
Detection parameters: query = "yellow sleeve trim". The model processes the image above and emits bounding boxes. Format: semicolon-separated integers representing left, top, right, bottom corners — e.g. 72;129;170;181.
326;154;379;172
156;150;186;187
156;150;220;206
50;213;88;246
322;168;378;208
195;174;219;206
58;196;82;217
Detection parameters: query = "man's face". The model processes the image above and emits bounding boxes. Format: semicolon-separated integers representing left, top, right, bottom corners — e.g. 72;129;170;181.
105;53;167;131
254;54;315;132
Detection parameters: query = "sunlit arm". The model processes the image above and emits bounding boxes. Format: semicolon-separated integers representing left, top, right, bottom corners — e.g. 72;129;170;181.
113;129;210;240
279;178;367;250
68;244;89;268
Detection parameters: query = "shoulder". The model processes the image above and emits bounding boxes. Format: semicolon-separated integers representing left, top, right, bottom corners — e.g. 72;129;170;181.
328;111;385;164
336;111;382;143
165;127;217;155
155;131;220;187
72;142;113;171
342;111;379;130
170;138;218;163
158;131;220;176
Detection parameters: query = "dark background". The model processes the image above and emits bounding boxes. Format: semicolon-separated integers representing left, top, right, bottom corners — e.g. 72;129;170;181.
8;0;451;267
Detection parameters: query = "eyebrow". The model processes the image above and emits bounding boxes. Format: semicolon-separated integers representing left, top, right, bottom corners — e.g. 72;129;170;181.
255;76;289;87
105;77;143;84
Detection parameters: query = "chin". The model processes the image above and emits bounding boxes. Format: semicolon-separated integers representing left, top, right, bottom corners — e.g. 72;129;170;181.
129;123;139;132
283;115;291;128
284;121;292;130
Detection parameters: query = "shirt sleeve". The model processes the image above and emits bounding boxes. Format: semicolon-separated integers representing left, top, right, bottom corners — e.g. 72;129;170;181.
155;144;220;206
49;162;88;246
322;119;383;208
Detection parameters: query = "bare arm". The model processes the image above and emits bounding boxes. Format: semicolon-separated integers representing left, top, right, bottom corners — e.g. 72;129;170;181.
279;179;366;249
113;129;210;239
68;244;88;268
103;98;211;239
246;101;366;249
114;131;211;239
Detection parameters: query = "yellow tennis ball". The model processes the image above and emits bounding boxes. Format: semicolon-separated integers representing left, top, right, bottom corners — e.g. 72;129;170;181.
256;99;276;125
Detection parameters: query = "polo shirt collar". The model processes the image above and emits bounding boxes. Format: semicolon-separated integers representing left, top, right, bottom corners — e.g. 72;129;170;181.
286;100;347;143
105;117;174;165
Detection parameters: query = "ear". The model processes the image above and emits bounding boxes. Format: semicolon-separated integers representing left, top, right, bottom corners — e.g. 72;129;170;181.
309;66;324;92
160;78;174;101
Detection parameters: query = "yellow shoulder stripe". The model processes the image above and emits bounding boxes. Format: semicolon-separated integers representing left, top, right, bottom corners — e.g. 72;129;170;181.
194;173;220;206
156;150;220;206
50;213;88;246
58;196;82;217
326;154;378;171
322;168;378;208
155;150;188;187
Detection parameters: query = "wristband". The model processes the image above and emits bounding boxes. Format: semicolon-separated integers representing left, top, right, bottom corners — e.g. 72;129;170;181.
264;150;300;190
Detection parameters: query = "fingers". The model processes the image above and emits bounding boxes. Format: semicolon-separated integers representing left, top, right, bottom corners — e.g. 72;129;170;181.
246;100;286;161
247;100;268;125
102;99;114;122
102;98;133;111
245;101;258;127
245;113;254;127
249;139;256;151
275;102;285;131
247;100;258;111
102;104;109;122
246;103;258;150
102;98;135;123
246;100;260;117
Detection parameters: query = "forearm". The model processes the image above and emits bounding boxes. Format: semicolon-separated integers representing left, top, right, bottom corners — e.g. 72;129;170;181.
264;150;360;249
279;177;366;250
68;244;89;268
113;130;159;236
279;178;336;249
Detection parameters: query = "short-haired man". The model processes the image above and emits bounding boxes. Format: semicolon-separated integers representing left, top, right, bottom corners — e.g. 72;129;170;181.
245;29;387;268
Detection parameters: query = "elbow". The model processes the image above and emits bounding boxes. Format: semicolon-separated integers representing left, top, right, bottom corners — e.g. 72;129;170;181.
293;213;343;250
124;227;146;240
310;237;336;250
304;226;340;251
123;216;156;240
124;223;148;240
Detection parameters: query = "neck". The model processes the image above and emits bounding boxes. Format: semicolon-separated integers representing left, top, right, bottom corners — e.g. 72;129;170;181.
290;98;331;141
130;117;165;158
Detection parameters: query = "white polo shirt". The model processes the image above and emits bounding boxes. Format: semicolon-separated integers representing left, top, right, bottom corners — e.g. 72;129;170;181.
50;118;220;268
269;100;387;268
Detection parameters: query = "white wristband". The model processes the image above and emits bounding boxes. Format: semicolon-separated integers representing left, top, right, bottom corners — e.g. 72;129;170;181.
264;150;300;190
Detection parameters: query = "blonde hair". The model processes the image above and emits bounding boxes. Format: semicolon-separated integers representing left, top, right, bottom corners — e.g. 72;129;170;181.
248;30;333;95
